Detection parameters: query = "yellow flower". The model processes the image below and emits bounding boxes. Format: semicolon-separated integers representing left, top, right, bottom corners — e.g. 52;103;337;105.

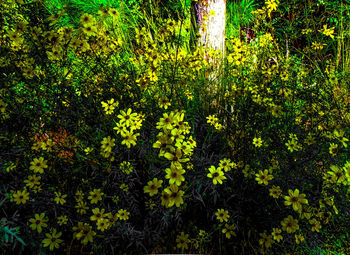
117;108;138;127
269;185;282;198
207;166;227;185
165;165;185;186
158;96;171;109
29;157;48;174
108;8;119;20
113;122;127;136
88;189;104;204
266;0;279;14
215;209;230;223
82;23;97;37
259;232;273;249
57;215;68;226
176;232;190;250
295;234;305;244
309;218;322;232
117;209;130;220
284;189;308;213
96;218;109;232
164;184;185;207
272;228;283;242
24;175;41;188
120;183;129;192
75;190;84;202
285;139;301;152
101;136;115;152
144;178;163;196
42;228;63;251
79;13;95;25
318;24;335;39
329;143;338;156
28;213;48;233
302;28;312;35
328;164;346;185
219;158;233;172
164;148;189;168
222;224;237;239
101;98;118;115
281;215;299;233
304;133;316;145
75;200;88;215
97;5;109;18
157;112;175;130
206;115;218;125
312;41;327;50
121;130;139;148
73;222;96;245
255;169;273;185
214;123;223;130
253;137;263;147
12;189;30;205
84;147;93;154
161;190;171;208
343;161;350;181
54;192;67;205
90;208;106;222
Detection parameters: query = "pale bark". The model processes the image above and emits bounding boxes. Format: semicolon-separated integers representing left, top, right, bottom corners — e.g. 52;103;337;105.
193;0;226;94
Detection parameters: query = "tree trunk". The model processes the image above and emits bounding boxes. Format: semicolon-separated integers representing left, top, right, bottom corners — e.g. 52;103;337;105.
193;0;226;95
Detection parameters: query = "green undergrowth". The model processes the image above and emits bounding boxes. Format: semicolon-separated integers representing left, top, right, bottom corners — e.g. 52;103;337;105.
1;0;350;254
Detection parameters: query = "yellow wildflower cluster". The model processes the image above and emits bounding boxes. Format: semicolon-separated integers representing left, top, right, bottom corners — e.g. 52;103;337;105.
252;0;279;20
148;110;196;208
74;189;88;215
101;98;119;115
258;33;274;48
265;0;279;17
114;108;144;149
89;207;122;232
206;114;223;130
227;38;249;67
206;158;235;185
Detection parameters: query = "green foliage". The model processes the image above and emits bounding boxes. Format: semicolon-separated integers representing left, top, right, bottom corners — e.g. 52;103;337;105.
0;0;350;254
0;219;26;250
226;0;258;38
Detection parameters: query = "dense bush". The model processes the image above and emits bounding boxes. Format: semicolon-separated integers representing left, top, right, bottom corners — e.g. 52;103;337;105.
1;0;350;254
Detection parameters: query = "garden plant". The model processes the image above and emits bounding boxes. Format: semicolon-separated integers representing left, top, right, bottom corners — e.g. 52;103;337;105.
1;0;350;254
